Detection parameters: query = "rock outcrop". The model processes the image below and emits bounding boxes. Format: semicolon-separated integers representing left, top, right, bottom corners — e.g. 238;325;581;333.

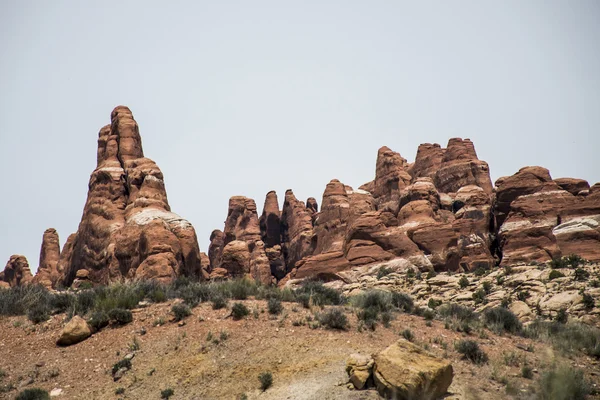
32;228;61;288
57;106;203;286
0;255;33;287
56;316;92;346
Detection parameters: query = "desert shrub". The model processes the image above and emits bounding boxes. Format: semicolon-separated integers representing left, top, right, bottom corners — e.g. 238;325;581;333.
438;303;477;332
211;294;228;310
474;267;487;277
401;329;414;342
516;290;530;302
391;292;414;313
455;339;488;364
176;283;214;307
573;268;590;282
458;276;469;289
259;371;273;391
426;270;437;280
555;308;568;324
423;309;435;321
354;290;393;312
377;266;393;279
548;270;565;280
591;279;600;288
87;311;110;332
267;298;283;314
482;281;492;294
27;303;50;324
317;308;348;330
428;298;442;309
381;311;393;327
483;307;522;334
71;289;96;316
582;292;595;310
223;278;258;300
112;359;132;375
551;254;586;270
172;303;192;321
94;284;142;312
472;289;486;304
49;293;75;313
115;387;125;395
160;388;174;399
0;284;51;317
294;281;343;307
496;275;505;285
231;303;250;320
538;365;589;400
524;320;600;358
15;388;50;400
108;308;133;325
357;306;379;330
549;257;567;269
521;365;533;379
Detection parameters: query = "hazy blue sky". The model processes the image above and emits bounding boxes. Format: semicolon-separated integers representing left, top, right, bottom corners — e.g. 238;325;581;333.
1;1;599;272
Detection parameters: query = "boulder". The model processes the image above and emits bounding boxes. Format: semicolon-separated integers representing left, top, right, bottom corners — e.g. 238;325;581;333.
373;339;453;400
346;353;374;390
57;316;92;346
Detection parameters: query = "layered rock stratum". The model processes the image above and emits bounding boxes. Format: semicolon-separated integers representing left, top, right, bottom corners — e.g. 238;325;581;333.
2;106;599;288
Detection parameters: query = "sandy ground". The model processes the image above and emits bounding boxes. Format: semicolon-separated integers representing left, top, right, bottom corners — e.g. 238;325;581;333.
1;299;599;400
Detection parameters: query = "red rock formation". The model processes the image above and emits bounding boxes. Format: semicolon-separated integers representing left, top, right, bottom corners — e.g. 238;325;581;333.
281;190;315;270
60;106;202;285
33;228;61;288
554;178;590;196
259;191;281;248
306;197;319;215
0;255;33;287
409;143;444;180
434;138;492;195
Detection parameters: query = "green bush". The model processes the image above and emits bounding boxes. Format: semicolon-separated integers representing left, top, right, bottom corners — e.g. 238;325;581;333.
516;290;530;302
49;293;75;313
108;308;133;325
211;294;228;310
426;270;437;280
573;268;590;282
483;307;522;334
555;308;568;324
401;329;414;342
0;285;51;317
27;303;50;324
294;281;343;307
428;298;442;309
377;266;393;279
268;298;283;315
259;371;273;391
87;311;109;332
160;388;174;399
15;388;50;400
172;303;192;321
482;281;492;294
582;292;595;310
458;276;469;289
455;339;488;364
472;289;486;304
523;320;600;358
317;308;348;330
231;303;250;320
521;365;533;379
548;270;565;280
538;365;589;400
391;292;414;313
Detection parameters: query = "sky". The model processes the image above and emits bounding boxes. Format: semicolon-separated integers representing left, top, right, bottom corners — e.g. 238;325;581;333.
1;1;599;273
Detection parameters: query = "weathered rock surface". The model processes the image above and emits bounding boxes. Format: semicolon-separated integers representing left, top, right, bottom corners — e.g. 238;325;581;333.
373;339;453;400
33;228;62;288
56;316;92;346
58;106;203;286
0;255;33;287
346;353;374;390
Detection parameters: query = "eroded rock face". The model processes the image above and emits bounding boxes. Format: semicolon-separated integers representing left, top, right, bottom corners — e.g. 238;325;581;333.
60;106;202;286
259;191;281;248
281;190;315;270
33;228;61;288
0;255;33;287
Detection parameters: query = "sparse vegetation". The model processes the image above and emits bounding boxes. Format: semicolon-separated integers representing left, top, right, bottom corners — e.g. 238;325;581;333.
259;371;273;391
401;329;414;342
15;388;50;400
483;307;522;334
108;308;133;325
171;303;192;321
472;288;486;304
115;387;125;395
267;298;283;314
548;269;565;280
294;280;343;308
582;292;595;310
538;365;589;400
231;303;250;320
112;358;132;375
377;266;393;279
550;254;586;269
317;308;348;330
211;294;228;310
521;365;533;379
427;298;442;309
160;388;174;399
573;267;590;282
87;311;109;332
458;276;469;289
524;320;600;358
455;339;488;364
